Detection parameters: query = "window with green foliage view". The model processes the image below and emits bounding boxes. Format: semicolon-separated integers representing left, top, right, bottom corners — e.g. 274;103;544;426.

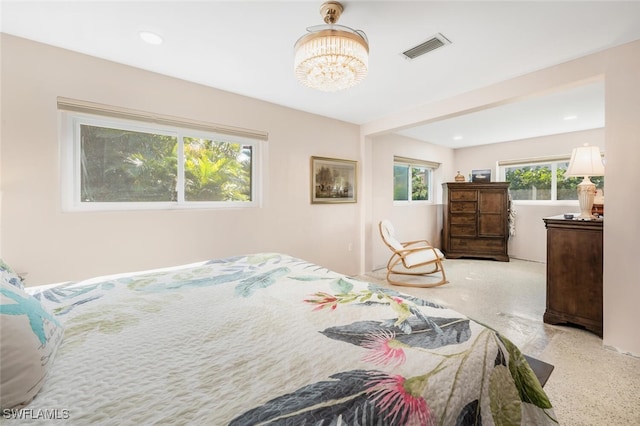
182;137;252;202
502;159;604;201
394;163;431;202
80;125;179;202
63;115;259;210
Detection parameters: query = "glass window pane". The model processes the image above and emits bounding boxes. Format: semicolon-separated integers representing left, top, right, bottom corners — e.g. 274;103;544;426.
557;161;605;200
394;165;409;201
505;164;552;200
557;161;580;200
591;176;605;195
183;137;252;202
80;125;177;202
411;166;429;201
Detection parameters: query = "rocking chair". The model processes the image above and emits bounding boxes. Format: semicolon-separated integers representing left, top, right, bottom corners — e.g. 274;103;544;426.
378;219;448;287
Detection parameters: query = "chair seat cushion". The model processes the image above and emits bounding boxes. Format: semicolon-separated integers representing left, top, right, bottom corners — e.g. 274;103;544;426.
403;247;444;268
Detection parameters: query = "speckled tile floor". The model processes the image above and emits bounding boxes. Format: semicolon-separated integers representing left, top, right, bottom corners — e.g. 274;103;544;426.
361;258;640;426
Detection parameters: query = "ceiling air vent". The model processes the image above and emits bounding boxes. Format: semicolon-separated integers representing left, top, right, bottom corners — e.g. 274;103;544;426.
402;33;451;60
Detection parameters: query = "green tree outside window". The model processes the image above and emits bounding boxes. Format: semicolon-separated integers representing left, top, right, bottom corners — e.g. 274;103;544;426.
80;124;253;204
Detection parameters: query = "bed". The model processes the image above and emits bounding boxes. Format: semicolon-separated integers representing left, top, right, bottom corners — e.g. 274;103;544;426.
1;253;557;425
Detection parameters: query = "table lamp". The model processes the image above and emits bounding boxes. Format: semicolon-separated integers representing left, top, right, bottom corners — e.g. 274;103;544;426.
566;144;605;220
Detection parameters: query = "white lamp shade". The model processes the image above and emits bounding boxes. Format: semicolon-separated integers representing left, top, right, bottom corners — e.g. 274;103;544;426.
566;145;605;177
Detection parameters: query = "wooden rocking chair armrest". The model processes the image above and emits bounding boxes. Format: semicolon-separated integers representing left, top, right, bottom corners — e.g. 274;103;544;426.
401;239;434;248
396;245;439;256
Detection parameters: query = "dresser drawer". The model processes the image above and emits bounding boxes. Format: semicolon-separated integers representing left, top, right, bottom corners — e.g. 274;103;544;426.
450;237;505;253
450;190;477;201
450;224;476;236
450;213;476;225
450;201;476;213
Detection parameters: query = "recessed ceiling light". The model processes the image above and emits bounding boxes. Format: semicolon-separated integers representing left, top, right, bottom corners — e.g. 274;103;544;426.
139;31;163;45
563;115;578;121
453;135;463;141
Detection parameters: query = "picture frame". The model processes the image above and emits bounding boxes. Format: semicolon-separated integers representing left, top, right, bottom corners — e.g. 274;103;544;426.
311;156;357;204
471;169;492;183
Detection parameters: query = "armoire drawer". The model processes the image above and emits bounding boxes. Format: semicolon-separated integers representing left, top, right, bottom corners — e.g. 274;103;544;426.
450;190;477;201
450;224;477;236
450;201;477;213
449;237;505;253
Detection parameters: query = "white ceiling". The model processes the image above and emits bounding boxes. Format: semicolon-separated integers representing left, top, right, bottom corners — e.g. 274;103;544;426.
2;1;640;148
397;80;606;148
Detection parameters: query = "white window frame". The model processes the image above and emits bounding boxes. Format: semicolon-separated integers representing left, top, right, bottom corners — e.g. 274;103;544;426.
393;157;439;205
60;112;264;212
497;155;592;206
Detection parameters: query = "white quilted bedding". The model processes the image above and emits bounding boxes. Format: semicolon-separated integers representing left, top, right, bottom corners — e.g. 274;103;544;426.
11;253;557;425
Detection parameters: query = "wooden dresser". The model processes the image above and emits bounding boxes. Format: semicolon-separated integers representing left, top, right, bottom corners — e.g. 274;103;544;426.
543;216;603;337
442;182;510;262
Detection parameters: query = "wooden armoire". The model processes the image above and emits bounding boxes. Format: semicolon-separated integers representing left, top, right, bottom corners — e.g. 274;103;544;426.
442;182;510;262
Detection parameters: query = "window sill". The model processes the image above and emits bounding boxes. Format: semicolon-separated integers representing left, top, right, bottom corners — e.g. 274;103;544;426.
393;200;434;206
510;200;579;207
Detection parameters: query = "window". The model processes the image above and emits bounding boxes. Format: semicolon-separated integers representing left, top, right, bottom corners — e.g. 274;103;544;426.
59;99;265;211
393;157;439;203
498;156;604;202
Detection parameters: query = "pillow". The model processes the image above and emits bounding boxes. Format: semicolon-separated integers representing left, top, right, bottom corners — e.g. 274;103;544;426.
0;258;24;290
1;281;64;409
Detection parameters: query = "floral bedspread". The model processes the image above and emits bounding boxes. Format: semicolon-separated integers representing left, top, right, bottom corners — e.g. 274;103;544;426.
18;253;556;425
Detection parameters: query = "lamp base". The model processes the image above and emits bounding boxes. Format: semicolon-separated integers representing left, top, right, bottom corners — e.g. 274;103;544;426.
576;177;596;220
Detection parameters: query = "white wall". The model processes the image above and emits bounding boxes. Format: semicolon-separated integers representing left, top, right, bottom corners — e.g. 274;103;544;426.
454;128;605;262
0;34;361;284
602;41;640;356
366;133;454;272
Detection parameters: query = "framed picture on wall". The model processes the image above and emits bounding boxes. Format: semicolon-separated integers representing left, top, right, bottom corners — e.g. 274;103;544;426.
471;169;492;182
311;156;357;204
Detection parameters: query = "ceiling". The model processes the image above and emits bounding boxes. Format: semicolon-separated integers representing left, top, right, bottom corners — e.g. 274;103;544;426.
2;1;640;148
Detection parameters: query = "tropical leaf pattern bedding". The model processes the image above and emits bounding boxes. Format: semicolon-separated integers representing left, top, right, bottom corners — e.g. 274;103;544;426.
16;253;556;425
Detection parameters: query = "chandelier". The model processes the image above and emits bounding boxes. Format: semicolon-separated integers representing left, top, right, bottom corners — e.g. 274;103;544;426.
294;1;369;92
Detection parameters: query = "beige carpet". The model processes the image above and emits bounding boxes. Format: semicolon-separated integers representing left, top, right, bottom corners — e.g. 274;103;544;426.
360;258;640;426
